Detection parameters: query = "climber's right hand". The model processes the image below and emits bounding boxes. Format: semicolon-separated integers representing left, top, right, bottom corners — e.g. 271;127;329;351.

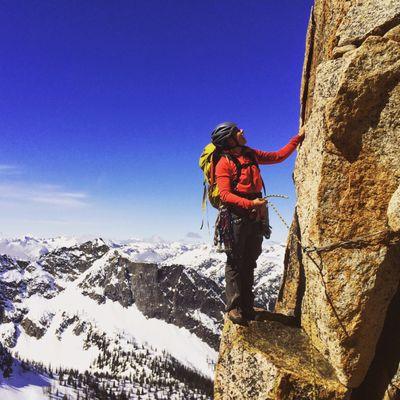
252;198;267;207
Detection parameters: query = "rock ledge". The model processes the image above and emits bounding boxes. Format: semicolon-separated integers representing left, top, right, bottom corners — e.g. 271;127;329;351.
215;318;349;400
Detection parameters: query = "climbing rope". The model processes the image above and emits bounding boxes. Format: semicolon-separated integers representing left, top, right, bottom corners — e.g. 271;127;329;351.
269;199;350;336
269;198;400;254
264;194;289;200
267;200;290;230
303;229;400;253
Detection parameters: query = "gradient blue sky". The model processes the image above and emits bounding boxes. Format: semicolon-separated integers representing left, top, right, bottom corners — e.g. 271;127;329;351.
0;0;314;242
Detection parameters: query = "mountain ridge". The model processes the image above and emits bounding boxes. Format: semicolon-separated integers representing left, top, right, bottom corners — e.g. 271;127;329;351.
0;236;284;399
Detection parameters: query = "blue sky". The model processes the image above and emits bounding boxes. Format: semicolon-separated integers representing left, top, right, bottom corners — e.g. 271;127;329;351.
0;0;313;242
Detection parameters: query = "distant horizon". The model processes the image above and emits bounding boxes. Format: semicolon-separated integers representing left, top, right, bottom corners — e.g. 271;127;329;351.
0;233;285;246
0;0;314;242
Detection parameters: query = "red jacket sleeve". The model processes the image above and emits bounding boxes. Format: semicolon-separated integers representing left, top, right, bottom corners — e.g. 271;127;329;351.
254;135;303;165
215;157;254;209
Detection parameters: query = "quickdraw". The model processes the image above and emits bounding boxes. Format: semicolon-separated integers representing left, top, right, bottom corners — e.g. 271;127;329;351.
214;206;235;253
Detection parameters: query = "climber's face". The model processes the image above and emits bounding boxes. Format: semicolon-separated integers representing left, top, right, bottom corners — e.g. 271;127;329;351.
236;129;247;146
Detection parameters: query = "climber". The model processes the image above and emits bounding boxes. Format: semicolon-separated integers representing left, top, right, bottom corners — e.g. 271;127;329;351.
212;122;305;325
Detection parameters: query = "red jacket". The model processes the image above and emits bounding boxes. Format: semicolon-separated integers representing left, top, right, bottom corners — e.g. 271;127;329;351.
215;135;303;210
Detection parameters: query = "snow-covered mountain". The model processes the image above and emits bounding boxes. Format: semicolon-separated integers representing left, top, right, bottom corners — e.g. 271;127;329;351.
0;236;85;262
0;236;285;399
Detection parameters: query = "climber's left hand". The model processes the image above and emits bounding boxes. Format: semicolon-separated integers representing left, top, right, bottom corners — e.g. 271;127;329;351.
298;126;306;138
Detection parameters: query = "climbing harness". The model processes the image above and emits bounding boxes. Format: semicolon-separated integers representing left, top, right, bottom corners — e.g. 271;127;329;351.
213;194;288;254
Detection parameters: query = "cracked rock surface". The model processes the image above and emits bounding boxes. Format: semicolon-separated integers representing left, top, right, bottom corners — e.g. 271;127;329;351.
215;0;400;397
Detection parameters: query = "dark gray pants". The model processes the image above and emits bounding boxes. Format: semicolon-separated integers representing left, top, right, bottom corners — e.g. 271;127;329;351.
225;214;263;313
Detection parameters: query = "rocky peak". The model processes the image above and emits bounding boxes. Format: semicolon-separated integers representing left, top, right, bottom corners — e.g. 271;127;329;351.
0;255;30;305
131;262;225;348
78;251;225;349
215;1;400;398
0;254;23;273
78;250;135;306
39;239;110;280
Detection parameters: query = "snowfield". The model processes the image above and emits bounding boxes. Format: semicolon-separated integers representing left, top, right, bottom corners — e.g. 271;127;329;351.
20;290;217;378
0;235;285;399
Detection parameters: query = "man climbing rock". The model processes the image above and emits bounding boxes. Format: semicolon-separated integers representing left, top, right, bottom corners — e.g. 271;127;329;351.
212;122;304;325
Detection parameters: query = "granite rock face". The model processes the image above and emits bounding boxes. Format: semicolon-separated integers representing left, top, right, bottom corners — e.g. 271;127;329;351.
215;0;400;398
294;34;400;388
283;0;400;392
336;0;400;46
274;211;304;318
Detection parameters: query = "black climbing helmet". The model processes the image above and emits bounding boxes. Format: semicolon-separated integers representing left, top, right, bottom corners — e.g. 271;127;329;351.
211;122;240;149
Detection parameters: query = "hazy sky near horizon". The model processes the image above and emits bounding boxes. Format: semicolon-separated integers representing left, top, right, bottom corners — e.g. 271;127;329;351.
0;0;314;242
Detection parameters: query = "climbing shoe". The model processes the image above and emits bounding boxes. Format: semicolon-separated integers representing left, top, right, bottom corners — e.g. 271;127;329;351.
244;307;268;321
227;309;248;326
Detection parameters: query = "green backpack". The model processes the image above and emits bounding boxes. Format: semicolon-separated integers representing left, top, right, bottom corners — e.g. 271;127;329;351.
199;143;222;209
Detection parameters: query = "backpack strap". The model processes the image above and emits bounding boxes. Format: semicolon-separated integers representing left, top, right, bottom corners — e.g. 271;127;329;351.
245;148;267;196
224;154;243;189
224;148;266;195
